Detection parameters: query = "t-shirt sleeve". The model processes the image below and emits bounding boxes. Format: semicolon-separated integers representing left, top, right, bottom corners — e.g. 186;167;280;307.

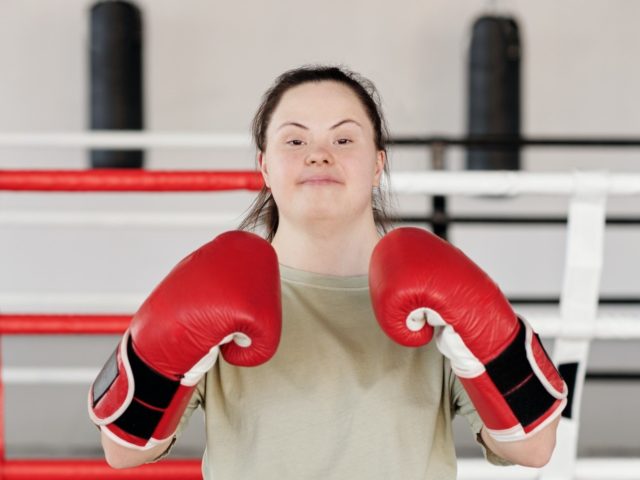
147;375;205;463
450;370;513;466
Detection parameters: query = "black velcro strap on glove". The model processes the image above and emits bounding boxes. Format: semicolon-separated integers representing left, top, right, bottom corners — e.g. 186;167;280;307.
485;317;557;427
113;397;165;441
126;335;180;409
112;335;181;441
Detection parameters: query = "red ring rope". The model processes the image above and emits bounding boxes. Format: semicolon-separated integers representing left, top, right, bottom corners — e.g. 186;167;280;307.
0;459;201;479
0;314;199;478
0;170;264;192
0;315;130;335
0;169;265;477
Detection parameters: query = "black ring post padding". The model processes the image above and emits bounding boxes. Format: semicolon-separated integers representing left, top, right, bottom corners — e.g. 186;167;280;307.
484;318;530;394
558;362;579;419
113;396;164;441
127;336;180;409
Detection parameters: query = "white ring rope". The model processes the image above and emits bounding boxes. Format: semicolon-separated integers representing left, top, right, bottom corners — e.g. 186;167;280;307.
389;171;640;196
0;132;252;149
458;458;640;480
0;292;142;311
3;367;98;385
0;211;242;228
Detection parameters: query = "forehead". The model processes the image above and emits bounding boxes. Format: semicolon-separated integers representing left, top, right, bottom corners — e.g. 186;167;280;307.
270;81;370;125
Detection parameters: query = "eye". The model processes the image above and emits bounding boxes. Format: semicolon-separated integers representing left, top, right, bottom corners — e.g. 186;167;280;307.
286;139;304;146
336;138;352;145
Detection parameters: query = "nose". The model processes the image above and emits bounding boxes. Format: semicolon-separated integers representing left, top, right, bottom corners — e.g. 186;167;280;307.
305;144;333;166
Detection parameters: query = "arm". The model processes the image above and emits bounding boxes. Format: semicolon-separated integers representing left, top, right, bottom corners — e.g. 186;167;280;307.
101;431;173;469
88;231;281;455
480;416;560;468
369;227;567;443
100;372;204;469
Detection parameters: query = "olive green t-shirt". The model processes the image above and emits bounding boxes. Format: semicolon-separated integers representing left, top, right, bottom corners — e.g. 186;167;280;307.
161;264;510;479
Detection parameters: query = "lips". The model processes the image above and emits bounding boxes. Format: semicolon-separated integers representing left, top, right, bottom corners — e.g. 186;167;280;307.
299;175;342;185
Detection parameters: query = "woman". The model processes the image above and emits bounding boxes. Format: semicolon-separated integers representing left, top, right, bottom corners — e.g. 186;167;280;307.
97;65;561;477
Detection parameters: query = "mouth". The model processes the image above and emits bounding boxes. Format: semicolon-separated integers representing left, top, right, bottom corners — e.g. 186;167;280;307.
299;175;342;186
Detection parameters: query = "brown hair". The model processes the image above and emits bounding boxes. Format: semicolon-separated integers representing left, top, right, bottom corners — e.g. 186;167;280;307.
238;65;394;241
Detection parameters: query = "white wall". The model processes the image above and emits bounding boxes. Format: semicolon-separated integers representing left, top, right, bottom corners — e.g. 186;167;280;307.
1;0;639;460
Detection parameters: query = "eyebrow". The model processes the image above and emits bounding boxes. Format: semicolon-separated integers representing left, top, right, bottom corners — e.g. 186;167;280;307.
276;119;363;131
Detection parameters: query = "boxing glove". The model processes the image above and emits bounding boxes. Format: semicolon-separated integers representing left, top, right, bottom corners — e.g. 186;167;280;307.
88;231;281;449
369;227;567;441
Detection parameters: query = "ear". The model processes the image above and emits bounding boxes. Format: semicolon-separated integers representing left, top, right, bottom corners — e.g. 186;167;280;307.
258;151;271;188
373;150;386;187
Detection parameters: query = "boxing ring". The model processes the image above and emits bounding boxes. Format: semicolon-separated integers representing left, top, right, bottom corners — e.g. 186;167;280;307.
1;133;640;479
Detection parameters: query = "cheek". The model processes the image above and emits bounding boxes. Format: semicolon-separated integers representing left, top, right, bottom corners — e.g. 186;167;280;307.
345;156;378;186
264;155;299;193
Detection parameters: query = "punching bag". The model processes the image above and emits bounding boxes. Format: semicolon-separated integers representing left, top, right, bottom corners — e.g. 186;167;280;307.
90;1;144;169
466;16;521;171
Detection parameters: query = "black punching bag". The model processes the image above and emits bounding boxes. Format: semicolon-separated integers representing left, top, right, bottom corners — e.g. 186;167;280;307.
466;16;521;171
90;1;144;169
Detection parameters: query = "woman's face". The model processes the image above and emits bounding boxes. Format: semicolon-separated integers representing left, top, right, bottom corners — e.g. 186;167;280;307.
260;81;385;229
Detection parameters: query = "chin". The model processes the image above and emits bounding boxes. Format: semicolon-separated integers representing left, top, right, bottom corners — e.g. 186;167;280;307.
293;206;343;224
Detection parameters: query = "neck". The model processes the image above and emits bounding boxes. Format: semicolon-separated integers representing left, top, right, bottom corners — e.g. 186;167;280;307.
271;216;381;276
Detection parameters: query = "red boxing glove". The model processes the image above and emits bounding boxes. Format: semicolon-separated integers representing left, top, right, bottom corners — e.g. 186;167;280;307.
369;227;567;441
88;231;281;449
